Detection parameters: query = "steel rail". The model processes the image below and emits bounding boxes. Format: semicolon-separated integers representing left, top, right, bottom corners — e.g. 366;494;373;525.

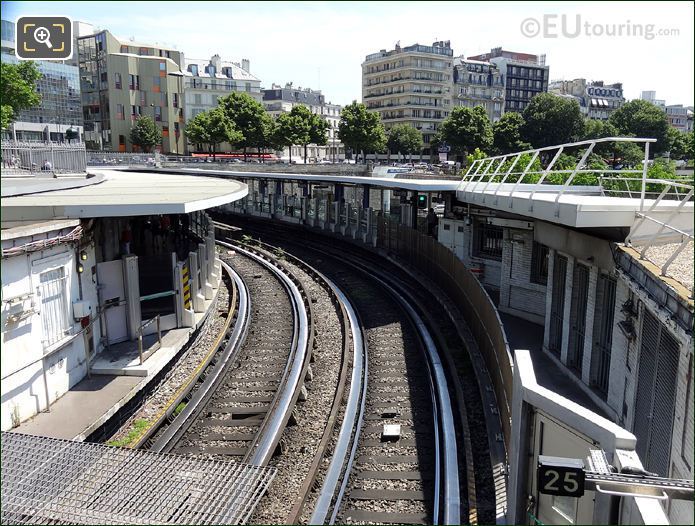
149;261;251;453
223;242;312;467
308;276;367;525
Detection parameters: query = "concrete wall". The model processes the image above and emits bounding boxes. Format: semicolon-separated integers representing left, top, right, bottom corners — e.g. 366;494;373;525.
1;227;99;431
162;162;371;177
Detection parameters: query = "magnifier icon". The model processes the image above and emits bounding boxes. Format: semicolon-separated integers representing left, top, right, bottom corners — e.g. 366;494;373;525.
33;26;53;49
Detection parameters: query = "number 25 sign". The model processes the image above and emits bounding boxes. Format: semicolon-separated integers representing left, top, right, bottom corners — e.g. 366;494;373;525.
537;456;586;498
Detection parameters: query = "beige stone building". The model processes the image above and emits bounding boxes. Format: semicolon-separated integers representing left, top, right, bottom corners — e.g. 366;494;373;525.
77;30;185;153
362;41;454;155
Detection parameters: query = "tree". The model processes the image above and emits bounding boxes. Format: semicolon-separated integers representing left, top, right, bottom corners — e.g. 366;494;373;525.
609;99;670;154
285;105;330;163
386;124;424;161
65;127;79;143
274;112;300;163
667;127;690;160
185;108;242;158
130;115;162;153
338;101;386;163
492;112;530;154
1;61;42;130
521;93;584;148
308;111;330;161
218;92;272;160
439;106;493;159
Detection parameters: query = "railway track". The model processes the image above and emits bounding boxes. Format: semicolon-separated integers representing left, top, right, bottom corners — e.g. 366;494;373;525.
141;242;314;468
215;222;464;525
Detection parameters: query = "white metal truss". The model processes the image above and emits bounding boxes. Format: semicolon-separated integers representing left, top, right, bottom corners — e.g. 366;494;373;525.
1;432;276;525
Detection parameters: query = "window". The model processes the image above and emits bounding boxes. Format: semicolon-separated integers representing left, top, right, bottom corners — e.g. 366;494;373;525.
159;61;166;71
116;104;124;120
473;220;503;260
188;64;198;76
120;45;129;53
37;267;70;348
114;72;122;89
530;242;549;284
154;106;162;121
173;93;179;108
162;125;169;137
129;74;139;90
194;94;202;105
131;105;141;118
152;76;161;93
245;82;251;92
139;91;146;106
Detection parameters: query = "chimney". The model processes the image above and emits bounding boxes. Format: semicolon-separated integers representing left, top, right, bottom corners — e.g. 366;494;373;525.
242;58;250;72
211;54;222;69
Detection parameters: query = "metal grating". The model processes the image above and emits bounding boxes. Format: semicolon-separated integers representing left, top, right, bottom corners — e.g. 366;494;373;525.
1;432;276;525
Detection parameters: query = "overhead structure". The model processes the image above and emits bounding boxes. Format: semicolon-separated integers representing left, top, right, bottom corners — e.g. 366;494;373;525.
1;432;276;525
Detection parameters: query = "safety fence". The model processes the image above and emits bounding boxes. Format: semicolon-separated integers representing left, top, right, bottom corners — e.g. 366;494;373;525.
1;140;87;175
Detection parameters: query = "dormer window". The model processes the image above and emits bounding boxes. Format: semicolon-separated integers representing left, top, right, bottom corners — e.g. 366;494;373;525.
188;64;199;76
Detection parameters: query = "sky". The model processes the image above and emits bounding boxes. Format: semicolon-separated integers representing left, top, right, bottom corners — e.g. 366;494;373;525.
3;1;694;108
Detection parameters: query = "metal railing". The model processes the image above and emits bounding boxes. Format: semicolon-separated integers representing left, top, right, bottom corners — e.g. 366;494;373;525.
2;140;87;175
86;151;157;167
137;315;162;365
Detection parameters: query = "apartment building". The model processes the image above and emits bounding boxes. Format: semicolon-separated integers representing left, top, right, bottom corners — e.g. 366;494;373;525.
549;79;625;120
640;90;666;108
666;104;689;133
468;47;549;113
77;30;185;153
452;57;504;122
1;19;84;142
362;41;454;153
262;83;344;161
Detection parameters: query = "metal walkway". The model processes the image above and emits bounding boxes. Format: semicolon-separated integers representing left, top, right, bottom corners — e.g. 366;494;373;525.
0;432;276;525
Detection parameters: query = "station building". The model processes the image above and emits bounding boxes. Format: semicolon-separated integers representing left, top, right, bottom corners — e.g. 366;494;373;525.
0;149;247;434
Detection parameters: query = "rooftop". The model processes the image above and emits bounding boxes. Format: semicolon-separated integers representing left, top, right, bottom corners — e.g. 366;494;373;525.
0;169;248;223
184;57;259;82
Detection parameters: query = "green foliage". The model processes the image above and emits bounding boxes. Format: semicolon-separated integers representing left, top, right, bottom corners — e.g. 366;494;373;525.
106;419;150;448
185;108;241;157
497;153;543;183
521;93;584;148
667;127;690;160
609;99;670;154
387;124;424;159
218;92;274;155
129;115;162;153
492;112;530;154
283;105;329;162
338;101;387;162
465;147;488;167
1;61;42;130
440;106;493;156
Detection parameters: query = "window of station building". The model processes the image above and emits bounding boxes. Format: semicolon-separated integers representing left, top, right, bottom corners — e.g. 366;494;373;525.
114;72;122;89
473;220;503;260
37;267;70;349
530;242;549;285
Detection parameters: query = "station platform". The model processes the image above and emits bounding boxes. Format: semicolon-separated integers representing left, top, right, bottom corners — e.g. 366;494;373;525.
499;312;609;418
14;285;220;441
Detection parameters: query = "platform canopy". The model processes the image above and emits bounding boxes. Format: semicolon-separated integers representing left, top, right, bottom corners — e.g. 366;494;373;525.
0;169;248;222
1;432;275;525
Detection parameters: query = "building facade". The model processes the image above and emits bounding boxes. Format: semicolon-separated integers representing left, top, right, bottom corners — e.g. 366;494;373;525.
549;79;625;120
666;104;689;133
640;90;666;108
1;19;84;142
468;47;549;113
452;57;504;122
262;83;344;161
362;41;454;153
77;30;185;154
183;55;261;153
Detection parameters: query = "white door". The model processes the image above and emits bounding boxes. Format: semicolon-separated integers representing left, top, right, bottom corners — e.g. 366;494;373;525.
96;260;128;344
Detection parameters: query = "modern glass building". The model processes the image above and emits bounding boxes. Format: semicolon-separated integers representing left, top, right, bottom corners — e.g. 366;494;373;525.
1;19;84;141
